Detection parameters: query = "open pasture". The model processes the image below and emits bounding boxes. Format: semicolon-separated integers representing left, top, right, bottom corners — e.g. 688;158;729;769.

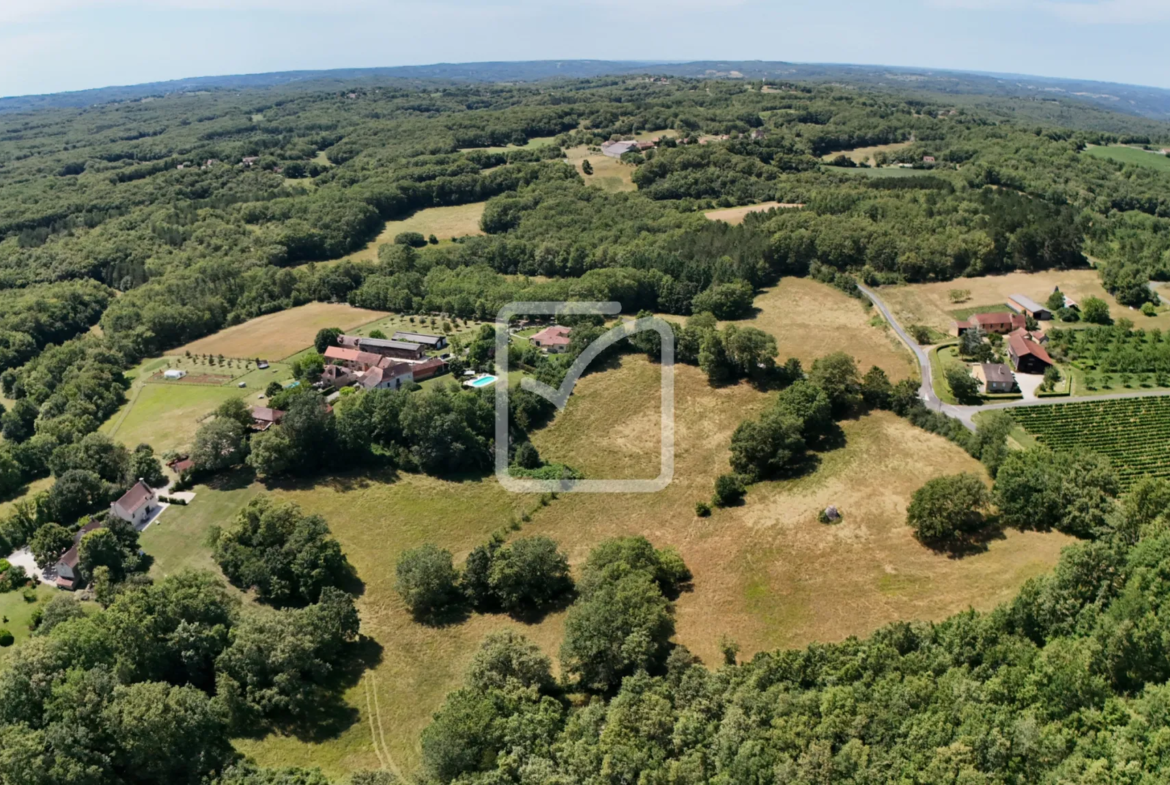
732;277;918;381
1084;144;1170;173
878;269;1170;334
174;302;387;361
821;141;913;164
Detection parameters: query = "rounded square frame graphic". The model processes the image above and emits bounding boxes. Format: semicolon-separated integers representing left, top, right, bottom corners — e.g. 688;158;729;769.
494;302;675;493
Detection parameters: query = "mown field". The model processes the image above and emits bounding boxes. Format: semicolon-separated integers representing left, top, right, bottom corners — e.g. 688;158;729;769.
175;302;388;360
1011;396;1170;488
0;584;56;663
1084;144;1170;173
731;277;918;381
820;141;913;164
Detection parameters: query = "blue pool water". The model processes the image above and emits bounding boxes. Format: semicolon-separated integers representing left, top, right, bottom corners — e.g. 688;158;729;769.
469;375;498;388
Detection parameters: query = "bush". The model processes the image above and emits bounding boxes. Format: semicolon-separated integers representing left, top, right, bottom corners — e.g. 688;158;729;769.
1141;301;1158;317
22;586;36;602
0;629;12;647
712;473;746;507
694;501;711;517
394;231;428;248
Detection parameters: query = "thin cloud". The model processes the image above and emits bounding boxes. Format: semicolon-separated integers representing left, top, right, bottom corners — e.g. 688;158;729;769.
1047;0;1170;23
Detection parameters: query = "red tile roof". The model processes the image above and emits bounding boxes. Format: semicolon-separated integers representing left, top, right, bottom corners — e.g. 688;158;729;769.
1008;333;1053;365
251;407;285;424
531;326;572;346
972;312;1027;331
115;481;154;515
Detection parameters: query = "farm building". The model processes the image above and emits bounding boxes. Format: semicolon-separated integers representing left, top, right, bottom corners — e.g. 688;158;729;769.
1051;287;1079;311
324;346;383;370
531;325;572;353
1009;327;1048;345
976;363;1016;393
955;312;1026;336
337;335;426;361
163;369;187;380
320;363;358;389
1007;295;1052;320
111;480;159;529
251;407;285;431
1008;333;1054;374
391;331;447;350
53;520;104;590
411;357;448;381
601;141;639;158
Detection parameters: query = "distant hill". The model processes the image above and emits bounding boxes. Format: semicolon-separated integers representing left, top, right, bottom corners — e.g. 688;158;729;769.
4;59;1170;125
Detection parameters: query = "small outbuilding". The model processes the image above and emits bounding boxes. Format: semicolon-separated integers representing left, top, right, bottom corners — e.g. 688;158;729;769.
163;369;187;380
1007;294;1052;321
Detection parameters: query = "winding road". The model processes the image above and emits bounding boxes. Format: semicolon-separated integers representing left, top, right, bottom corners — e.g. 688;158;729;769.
858;283;1170;431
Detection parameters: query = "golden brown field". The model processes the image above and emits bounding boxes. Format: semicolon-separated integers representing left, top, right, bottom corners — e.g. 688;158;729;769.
821;141;913;164
347;202;488;262
174;302;387;361
704;202;804;224
732;277;918;381
879;268;1170;334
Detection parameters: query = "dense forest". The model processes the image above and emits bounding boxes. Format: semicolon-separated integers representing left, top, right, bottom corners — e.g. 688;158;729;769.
3;69;1170;783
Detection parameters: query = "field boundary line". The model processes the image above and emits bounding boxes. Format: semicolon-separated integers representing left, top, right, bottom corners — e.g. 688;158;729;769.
364;679;390;771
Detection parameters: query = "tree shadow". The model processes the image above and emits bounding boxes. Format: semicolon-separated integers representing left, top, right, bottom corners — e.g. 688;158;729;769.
927;524;1008;559
204;466;256;492
414;600;473;629
506;589;578;625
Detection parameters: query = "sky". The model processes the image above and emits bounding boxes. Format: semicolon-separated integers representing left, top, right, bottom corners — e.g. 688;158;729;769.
0;0;1168;98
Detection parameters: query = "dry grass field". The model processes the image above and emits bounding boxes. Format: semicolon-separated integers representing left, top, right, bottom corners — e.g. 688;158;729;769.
174;303;387;361
566;146;637;193
879;269;1170;334
821;141;913;164
233;355;1071;777
348;202;488;262
704;202;804;224
732;278;918;381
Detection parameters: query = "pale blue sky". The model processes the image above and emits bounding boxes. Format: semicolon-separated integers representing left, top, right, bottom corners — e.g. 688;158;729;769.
0;0;1166;98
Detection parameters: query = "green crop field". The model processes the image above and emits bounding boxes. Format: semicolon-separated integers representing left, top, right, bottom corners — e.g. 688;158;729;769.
1011;397;1170;488
1084;145;1170;173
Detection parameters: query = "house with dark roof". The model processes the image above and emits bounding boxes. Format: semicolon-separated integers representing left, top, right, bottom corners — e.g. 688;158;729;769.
1009;327;1048;345
54;520;104;590
391;331;447;350
337;335;426;361
530;325;572;353
110;480;158;529
977;363;1016;393
1008;333;1054;374
1008;294;1052;320
955;312;1027;336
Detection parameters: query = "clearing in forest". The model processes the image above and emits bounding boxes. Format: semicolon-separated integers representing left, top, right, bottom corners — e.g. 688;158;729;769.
704;202;803;224
733;277;918;381
174;302;387;361
1084;144;1170;173
821;141;913;164
347;202;488;261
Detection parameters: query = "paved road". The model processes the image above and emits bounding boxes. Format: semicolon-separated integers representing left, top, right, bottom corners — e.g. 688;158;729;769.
858;283;1170;431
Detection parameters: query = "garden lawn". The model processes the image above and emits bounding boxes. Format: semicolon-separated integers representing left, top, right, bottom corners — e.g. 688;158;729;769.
101;383;246;455
0;584;57;664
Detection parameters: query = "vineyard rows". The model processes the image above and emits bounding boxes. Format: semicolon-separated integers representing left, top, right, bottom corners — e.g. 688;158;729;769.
1011;397;1170;489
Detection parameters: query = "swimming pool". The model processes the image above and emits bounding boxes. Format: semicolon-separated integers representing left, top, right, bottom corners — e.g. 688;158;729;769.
468;375;498;388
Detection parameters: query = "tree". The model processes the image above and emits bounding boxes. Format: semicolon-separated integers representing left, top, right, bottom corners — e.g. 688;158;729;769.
265;381;283;398
211;496;351;606
691;281;754;320
722;325;777;379
487;536;572;613
1046;290;1067;311
215;397;255;430
77;528;128;582
49;432;128;483
193;417;248;472
290;351;325;382
560;560;674;692
861;366;893;409
33;593;85;635
465;630;553;692
126;443;166;488
959;327;987;358
29;522;72;569
1081;296;1111;324
1123;476;1170;528
512;441;541;470
246;426;295;478
993;448;1118;537
945;364;981;402
907;324;932;344
281;393;335;472
313;327;343;354
581;159;593;175
697;331;732;382
48;469;107;523
0;398;38;443
367;329;387;340
808;352;861;414
728;413;804;481
395;544;460;620
906;473;990;544
773;380;833;441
